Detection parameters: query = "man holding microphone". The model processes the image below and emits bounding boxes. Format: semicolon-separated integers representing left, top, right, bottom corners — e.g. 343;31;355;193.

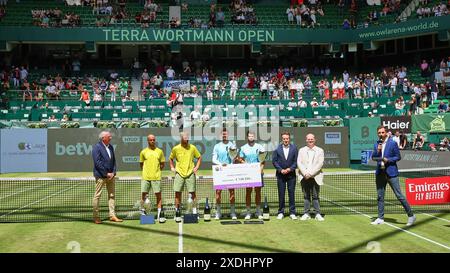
371;125;416;226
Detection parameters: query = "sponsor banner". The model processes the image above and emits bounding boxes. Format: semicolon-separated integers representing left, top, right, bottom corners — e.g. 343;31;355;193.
163;80;191;92
406;176;450;205
324;132;342;145
213;163;262;190
0;129;47;173
48;128;216;172
381;116;411;134
349;117;381;160
361;150;373;165
47;127;348;172
412;113;450;133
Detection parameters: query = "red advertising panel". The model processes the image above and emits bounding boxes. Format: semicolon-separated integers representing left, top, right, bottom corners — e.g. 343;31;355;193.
406;176;450;205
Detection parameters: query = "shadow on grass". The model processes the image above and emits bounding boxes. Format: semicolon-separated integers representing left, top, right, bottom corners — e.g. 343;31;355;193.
337;212;450;253
43;213;299;253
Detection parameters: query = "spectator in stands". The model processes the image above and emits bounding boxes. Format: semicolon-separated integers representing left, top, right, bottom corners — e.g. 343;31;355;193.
109;80;117;102
286;5;295;25
61;114;69;122
166;66;175;80
297;96;307;108
398;131;408;150
310;97;319;108
79;88;90;106
420;59;429;77
45;82;60;100
216;7;225;27
412;131;425;150
93;88;102;102
440;137;449;151
392;131;401;147
48;115;57;122
21;79;33;101
438;101;448;113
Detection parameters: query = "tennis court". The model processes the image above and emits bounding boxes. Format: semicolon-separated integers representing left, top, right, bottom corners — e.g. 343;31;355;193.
0;168;449;253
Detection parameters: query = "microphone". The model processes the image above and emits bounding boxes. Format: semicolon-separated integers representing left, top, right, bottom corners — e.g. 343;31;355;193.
377;137;383;145
372;137;383;161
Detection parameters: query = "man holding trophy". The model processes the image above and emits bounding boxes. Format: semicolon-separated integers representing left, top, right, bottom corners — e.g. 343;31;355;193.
239;131;267;220
212;128;238;220
139;134;166;223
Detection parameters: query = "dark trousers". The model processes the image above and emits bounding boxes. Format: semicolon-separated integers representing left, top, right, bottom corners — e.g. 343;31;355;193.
301;178;321;214
277;175;296;215
376;173;413;219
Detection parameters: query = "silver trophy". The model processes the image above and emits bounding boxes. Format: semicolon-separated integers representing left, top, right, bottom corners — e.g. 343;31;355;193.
227;145;238;162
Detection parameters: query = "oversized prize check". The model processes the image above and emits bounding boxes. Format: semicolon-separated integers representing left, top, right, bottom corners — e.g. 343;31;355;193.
212;163;262;190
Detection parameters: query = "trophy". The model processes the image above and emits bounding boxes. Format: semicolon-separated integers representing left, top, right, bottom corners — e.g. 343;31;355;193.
227;145;238;162
257;150;268;163
140;194;155;225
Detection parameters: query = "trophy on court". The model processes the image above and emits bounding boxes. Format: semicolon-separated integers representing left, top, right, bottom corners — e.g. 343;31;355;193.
184;193;198;224
140;195;155;224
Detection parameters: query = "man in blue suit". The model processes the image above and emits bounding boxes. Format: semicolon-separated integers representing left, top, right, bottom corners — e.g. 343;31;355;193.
371;125;416;226
92;131;123;224
272;132;298;220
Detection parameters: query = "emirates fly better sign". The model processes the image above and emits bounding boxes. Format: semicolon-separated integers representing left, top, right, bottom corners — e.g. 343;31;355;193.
405;176;450;205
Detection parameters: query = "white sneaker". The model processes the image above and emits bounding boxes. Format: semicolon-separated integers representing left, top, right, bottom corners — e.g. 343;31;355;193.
139;209;146;216
315;214;324;221
371;218;384;225
257;214;264;220
214;213;221;220
300;213;311;221
159;217;166;223
175;216;182;223
230;213;237;220
406;215;416;226
277;213;284;220
244;213;251;220
289;214;298;220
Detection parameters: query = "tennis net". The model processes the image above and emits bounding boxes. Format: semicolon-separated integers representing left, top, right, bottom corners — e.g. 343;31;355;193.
0;167;449;222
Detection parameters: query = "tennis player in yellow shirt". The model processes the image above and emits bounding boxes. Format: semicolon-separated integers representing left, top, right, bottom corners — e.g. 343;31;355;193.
140;134;166;222
169;132;202;222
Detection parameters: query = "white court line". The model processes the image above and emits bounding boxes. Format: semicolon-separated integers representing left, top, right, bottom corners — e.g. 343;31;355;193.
178;221;183;253
324;183;450;223
0;182;82;218
0;182;53;201
321;196;450;251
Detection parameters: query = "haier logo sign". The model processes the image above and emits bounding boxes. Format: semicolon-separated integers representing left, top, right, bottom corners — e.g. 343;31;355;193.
324;132;341;145
381;116;411;133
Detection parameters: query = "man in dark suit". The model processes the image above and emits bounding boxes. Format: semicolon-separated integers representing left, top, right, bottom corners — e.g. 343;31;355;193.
371;125;416;226
92;131;123;224
272;132;298;220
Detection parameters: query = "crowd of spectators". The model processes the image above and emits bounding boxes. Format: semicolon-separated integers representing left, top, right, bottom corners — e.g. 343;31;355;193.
230;0;257;25
286;1;325;28
416;2;448;18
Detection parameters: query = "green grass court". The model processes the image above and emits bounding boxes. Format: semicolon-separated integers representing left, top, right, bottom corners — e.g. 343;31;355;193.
0;168;449;253
0;213;448;253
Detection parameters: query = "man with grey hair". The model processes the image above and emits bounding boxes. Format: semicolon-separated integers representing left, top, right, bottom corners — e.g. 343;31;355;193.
92;131;123;224
297;133;325;221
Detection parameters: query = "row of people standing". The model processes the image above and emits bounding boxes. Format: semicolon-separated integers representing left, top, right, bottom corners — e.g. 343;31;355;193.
91;130;325;223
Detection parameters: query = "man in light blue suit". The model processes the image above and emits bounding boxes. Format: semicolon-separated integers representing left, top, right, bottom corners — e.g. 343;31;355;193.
371;125;416;226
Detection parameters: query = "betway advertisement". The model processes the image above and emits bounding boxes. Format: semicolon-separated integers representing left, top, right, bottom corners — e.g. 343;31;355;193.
47;128;215;172
0;129;47;173
406;176;450;205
